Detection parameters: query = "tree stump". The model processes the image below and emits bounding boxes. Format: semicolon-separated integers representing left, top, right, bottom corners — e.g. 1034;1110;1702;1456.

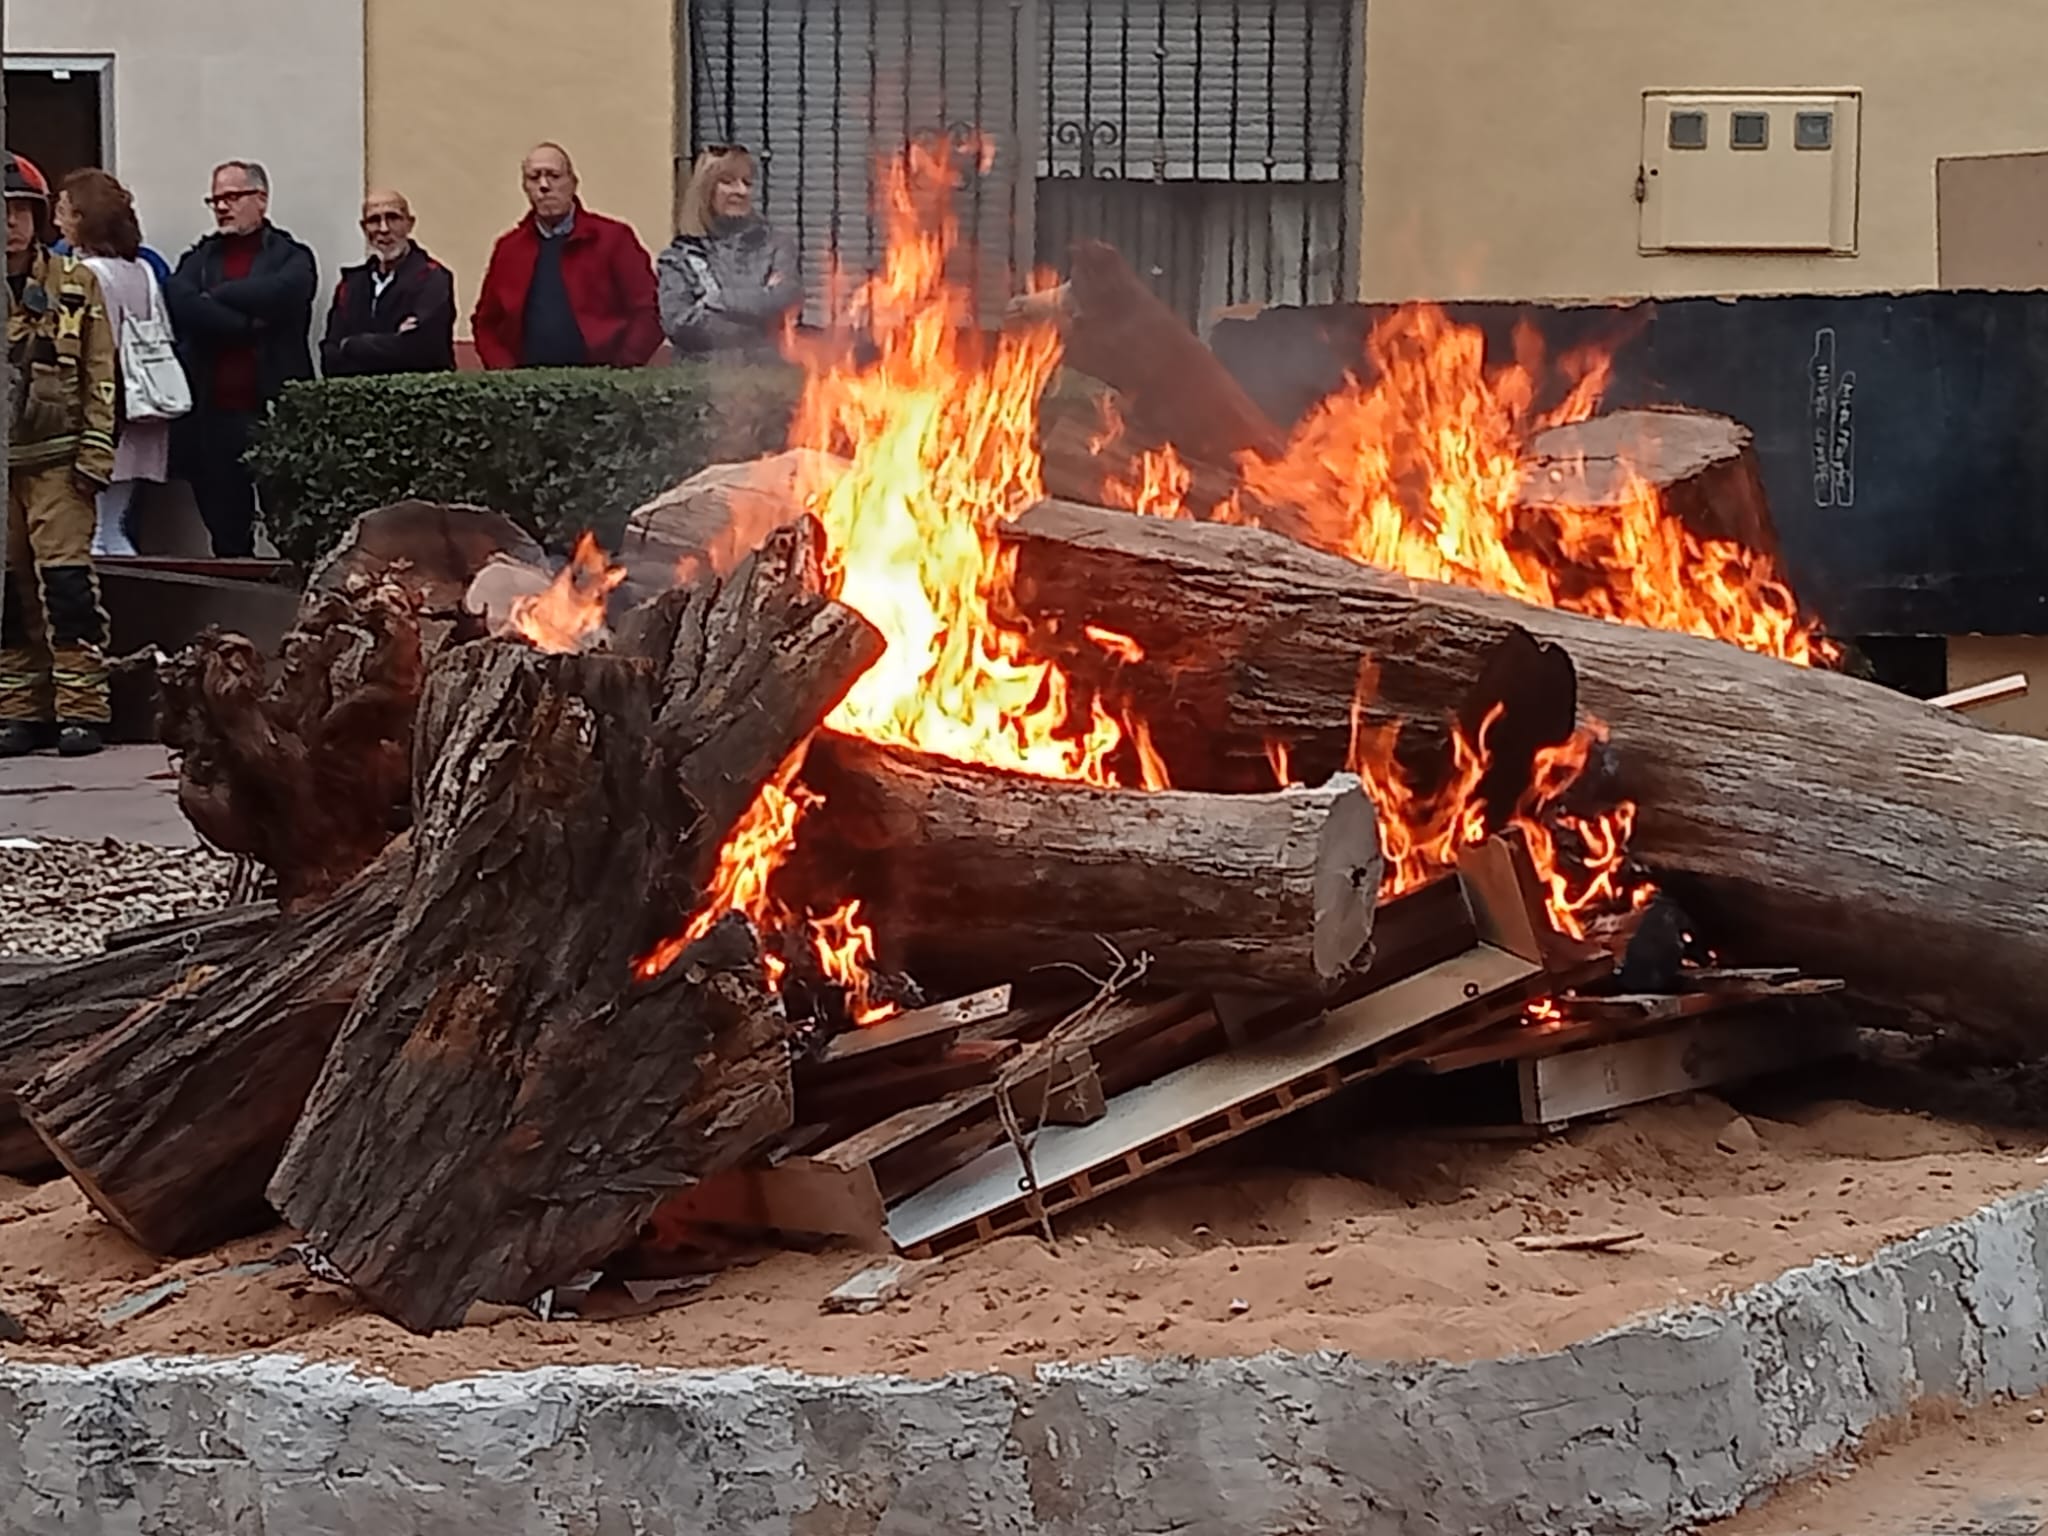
267;518;884;1331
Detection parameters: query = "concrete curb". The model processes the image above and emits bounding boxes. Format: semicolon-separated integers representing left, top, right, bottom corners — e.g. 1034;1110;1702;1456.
4;1185;2045;1536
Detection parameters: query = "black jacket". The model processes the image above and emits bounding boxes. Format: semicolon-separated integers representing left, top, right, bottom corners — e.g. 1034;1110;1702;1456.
321;243;457;376
165;222;317;413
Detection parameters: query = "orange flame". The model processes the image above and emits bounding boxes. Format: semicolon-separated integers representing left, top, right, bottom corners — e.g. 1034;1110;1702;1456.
643;139;1128;1002
635;778;807;985
1265;738;1296;790
505;532;626;654
1104;441;1194;521
1346;661;1640;937
1234;306;1834;667
792;138;1125;785
635;777;901;1026
1085;624;1145;664
809;898;892;1026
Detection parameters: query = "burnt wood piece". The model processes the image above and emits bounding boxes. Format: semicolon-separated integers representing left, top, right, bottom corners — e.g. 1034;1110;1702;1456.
615;448;846;602
268;520;883;1333
1514;408;1784;567
159;573;424;912
1002;500;2048;1056
800;1040;1019;1127
796;733;1384;997
18;855;405;1250
0;904;277;1178
302;499;547;650
1060;241;1290;464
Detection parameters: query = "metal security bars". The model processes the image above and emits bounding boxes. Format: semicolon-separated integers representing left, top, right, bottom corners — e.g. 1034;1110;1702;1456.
687;0;1359;330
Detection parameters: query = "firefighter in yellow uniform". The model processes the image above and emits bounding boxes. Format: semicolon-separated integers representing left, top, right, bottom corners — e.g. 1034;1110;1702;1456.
2;151;117;757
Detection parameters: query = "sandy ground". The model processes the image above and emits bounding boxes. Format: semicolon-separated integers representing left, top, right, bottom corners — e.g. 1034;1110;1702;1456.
3;1093;2042;1389
1701;1394;2048;1534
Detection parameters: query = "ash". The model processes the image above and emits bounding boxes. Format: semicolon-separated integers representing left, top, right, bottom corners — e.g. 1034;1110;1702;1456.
0;838;234;960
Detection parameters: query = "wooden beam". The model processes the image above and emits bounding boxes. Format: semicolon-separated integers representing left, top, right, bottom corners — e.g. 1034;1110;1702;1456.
1517;1014;1857;1126
1930;673;2029;713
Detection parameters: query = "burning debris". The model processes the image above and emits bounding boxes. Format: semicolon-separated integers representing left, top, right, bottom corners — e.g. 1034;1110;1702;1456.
7;136;2037;1339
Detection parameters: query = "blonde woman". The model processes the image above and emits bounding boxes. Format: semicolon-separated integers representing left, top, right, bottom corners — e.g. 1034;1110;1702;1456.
657;145;800;359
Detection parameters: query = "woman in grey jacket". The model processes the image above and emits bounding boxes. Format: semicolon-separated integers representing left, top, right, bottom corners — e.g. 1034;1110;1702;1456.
658;146;801;358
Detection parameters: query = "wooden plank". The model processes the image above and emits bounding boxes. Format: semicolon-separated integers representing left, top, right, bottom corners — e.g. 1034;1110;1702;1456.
887;941;1544;1255
800;1040;1016;1124
812;985;1013;1067
1931;673;2028;713
1517;1013;1858;1126
672;1158;892;1251
1512;1229;1643;1253
1682;966;1802;989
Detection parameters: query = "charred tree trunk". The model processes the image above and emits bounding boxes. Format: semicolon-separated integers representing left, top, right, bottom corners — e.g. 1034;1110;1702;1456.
160;573;424;911
18;856;405;1251
797;733;1382;997
1002;500;2048;1056
267;520;883;1332
1037;402;1252;523
1515;408;1785;567
0;904;276;1178
1057;241;1290;462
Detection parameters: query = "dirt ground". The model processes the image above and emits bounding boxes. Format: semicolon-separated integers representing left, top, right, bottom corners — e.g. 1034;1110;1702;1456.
3;1091;2042;1389
1701;1393;2048;1534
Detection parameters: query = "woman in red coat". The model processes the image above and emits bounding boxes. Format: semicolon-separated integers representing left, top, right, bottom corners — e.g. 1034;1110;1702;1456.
470;143;661;369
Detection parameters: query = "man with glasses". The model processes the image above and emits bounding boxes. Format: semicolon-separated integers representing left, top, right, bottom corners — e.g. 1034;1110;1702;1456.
321;189;455;376
163;160;316;557
471;142;661;370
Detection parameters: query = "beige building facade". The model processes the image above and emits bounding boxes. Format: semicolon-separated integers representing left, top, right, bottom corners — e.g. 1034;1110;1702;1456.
364;0;681;332
1359;0;2048;302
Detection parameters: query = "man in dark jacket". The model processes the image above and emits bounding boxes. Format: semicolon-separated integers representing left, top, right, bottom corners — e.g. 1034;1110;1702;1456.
470;143;661;369
164;159;316;557
321;189;455;376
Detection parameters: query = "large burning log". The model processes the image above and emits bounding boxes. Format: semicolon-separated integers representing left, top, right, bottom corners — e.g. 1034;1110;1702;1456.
265;519;882;1332
1002;500;2048;1055
797;734;1383;996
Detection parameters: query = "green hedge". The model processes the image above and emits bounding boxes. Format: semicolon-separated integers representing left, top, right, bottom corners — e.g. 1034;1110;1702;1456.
246;363;805;567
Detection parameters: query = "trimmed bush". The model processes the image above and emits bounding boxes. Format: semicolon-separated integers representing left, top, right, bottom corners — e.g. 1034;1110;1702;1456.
246;363;805;567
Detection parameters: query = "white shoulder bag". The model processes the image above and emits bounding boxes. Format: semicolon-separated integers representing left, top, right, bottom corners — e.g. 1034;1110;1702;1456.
114;268;192;423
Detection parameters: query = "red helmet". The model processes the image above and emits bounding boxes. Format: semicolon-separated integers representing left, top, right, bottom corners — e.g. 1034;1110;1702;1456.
4;151;50;207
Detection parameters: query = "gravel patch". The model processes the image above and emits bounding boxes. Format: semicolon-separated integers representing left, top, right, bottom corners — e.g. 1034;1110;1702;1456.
0;837;233;960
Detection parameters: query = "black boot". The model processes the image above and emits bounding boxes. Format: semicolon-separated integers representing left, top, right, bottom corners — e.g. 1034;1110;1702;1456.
55;723;103;758
0;721;39;758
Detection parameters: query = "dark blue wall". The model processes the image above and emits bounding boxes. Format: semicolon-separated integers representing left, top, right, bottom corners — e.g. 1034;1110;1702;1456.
1209;294;2048;637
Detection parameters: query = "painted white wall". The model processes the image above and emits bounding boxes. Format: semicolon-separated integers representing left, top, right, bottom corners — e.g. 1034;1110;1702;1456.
7;0;365;297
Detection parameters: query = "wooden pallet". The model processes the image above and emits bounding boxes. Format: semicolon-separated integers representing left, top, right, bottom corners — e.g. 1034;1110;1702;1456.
888;941;1555;1256
884;837;1588;1258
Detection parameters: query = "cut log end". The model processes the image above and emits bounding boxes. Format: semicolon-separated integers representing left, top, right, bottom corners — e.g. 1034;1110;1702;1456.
1311;773;1384;982
797;735;1384;997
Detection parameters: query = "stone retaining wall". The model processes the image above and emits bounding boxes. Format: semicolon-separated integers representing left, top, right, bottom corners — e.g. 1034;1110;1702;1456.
4;1186;2045;1535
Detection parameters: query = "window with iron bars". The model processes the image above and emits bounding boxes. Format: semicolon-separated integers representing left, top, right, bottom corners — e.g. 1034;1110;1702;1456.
687;0;1360;332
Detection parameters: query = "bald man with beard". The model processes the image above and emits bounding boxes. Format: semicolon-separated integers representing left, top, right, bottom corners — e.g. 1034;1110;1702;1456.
320;188;456;376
